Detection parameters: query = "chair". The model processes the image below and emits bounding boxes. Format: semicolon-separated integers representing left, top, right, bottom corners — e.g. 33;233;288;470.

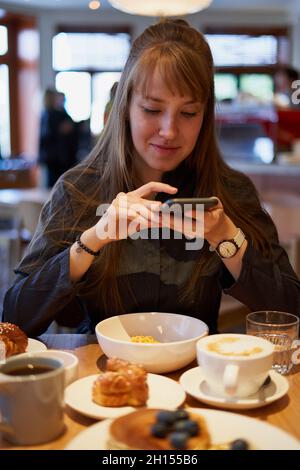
262;192;300;277
0;202;21;278
276;108;300;151
0;158;38;189
280;237;300;278
218;294;249;333
0;202;22;318
18;200;44;241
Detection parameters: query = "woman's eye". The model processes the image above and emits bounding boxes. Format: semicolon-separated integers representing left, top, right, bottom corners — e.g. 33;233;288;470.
182;112;197;117
143;108;160;114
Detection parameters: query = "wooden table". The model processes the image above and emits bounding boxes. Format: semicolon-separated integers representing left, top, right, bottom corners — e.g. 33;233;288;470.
1;334;300;450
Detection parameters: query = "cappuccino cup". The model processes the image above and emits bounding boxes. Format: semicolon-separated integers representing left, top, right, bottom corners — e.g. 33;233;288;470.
0;354;65;445
196;334;274;399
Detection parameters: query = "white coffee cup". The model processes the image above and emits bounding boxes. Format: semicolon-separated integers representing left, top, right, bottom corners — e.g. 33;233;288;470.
196;333;274;398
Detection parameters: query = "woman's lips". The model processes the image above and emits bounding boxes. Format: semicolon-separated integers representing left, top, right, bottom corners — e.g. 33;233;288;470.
150;143;180;153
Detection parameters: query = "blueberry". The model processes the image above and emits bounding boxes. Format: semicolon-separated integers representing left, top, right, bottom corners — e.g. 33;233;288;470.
169;431;189;449
151;422;169;438
173;419;199;437
174;409;189;421
156;410;177;425
230;439;249;450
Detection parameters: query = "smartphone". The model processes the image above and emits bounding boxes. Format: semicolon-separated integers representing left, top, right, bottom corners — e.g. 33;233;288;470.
161;197;218;211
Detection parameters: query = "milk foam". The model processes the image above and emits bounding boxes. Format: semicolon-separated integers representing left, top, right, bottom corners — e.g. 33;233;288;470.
206;337;265;357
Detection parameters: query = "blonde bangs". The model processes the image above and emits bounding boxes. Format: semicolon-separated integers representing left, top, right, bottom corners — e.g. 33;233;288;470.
131;45;208;103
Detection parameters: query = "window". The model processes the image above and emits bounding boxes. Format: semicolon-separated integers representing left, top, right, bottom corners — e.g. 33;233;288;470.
0;24;9;157
214;73;238;101
0;15;39;160
56;72;91;122
0;25;8;55
52;30;130;135
0;64;10;157
18;29;39;61
55;70;122;135
91;72;122;134
204;27;290;103
53;32;130;71
240;74;274;101
206;34;278;66
215;73;274;102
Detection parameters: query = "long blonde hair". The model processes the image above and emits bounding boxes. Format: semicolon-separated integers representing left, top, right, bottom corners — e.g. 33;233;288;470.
35;19;272;314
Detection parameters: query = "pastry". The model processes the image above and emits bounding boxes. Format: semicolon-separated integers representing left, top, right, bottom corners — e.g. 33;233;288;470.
0;322;28;358
92;358;148;407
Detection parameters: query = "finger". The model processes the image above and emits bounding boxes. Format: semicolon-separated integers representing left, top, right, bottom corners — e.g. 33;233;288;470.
127;213;160;237
117;198;155;221
115;192;126;201
126;194;162;210
132;182;178;198
117;208;149;238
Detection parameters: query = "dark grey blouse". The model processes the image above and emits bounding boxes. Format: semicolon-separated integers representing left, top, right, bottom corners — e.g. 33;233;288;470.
3;163;300;336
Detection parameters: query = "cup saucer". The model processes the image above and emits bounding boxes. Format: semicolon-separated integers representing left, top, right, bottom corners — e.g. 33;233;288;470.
179;366;289;410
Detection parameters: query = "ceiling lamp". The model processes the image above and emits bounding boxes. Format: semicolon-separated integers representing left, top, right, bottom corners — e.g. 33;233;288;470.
108;0;213;17
89;1;101;10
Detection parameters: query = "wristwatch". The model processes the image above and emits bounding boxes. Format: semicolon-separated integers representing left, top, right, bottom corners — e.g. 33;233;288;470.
210;228;246;259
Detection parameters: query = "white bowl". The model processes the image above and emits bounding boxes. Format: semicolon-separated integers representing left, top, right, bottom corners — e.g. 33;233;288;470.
20;350;79;386
95;312;208;373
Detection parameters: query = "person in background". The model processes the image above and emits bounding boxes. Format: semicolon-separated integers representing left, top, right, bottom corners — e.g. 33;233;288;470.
103;82;118;126
38;88;77;187
3;20;300;336
75;119;93;162
273;67;300;151
273;66;300;108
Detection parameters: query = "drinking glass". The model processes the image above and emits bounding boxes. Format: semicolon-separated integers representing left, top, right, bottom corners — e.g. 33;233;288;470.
246;311;299;375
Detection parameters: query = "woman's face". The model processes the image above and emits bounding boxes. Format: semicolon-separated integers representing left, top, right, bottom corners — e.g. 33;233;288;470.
129;68;204;183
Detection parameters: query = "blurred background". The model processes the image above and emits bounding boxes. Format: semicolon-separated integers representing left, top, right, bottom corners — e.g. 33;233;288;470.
1;0;300;328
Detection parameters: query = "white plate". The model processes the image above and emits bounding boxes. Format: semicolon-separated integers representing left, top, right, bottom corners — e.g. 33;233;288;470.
179;366;289;410
65;373;186;419
26;338;47;353
0;338;47;362
65;407;300;450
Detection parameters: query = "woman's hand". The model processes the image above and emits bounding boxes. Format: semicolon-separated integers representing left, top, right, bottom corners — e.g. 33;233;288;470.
95;182;178;242
163;197;238;246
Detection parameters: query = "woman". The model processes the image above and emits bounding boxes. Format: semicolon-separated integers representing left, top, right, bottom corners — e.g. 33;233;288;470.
3;19;300;336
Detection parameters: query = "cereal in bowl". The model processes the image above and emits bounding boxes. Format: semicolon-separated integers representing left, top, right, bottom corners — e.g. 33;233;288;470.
130;336;160;343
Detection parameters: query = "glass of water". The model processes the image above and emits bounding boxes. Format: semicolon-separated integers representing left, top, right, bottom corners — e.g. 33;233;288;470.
246;311;299;375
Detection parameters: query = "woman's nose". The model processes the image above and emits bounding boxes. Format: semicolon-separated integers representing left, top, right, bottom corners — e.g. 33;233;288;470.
158;115;178;140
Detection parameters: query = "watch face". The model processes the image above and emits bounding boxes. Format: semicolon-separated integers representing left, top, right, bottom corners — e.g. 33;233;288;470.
218;241;237;258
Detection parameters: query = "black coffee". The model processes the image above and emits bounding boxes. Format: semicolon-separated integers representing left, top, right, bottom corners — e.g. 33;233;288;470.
4;365;54;376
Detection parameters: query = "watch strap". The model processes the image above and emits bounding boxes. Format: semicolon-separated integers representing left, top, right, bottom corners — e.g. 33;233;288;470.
232;228;246;248
209;228;246;255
